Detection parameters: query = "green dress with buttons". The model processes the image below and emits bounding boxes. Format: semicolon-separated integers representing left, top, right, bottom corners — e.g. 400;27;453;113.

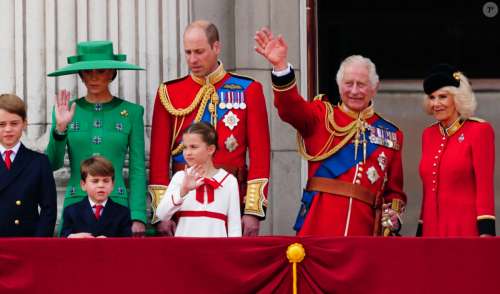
46;97;147;230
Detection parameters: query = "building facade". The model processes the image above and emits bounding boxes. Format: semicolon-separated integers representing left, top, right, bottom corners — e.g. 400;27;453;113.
1;0;498;236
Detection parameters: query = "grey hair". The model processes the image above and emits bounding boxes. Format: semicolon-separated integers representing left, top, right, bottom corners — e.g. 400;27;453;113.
422;72;477;118
336;55;379;87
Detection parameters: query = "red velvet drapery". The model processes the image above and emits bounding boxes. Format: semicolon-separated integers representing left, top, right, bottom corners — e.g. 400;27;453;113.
0;237;497;294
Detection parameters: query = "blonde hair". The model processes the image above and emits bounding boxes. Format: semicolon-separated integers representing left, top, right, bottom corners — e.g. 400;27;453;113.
422;72;477;118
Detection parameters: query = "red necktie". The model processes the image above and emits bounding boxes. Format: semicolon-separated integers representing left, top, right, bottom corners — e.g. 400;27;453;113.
4;150;12;170
195;178;221;204
94;204;103;220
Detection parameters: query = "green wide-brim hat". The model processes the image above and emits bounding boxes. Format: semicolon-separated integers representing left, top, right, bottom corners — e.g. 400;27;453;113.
47;40;143;77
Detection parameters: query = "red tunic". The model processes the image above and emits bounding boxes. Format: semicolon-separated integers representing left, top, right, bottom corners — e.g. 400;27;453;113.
419;119;495;236
149;67;270;218
273;85;406;236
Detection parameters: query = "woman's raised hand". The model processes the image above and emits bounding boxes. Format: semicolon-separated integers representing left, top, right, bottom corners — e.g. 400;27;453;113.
54;89;76;132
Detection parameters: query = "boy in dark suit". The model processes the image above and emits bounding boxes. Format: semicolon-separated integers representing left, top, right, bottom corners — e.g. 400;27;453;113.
61;156;132;237
0;94;57;237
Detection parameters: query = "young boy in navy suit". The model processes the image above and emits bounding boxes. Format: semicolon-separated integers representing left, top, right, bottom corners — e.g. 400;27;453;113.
61;156;132;238
0;94;57;237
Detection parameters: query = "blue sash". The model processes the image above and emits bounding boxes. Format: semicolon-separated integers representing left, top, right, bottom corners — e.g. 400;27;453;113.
293;116;397;231
173;76;252;163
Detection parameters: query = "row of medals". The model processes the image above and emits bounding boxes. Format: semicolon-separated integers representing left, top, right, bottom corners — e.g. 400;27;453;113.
365;122;399;149
218;91;247;110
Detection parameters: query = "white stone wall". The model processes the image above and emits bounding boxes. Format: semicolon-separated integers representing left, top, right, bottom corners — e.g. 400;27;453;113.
0;0;192;224
0;0;190;147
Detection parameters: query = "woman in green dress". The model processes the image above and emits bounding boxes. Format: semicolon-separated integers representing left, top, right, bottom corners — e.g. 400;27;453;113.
46;40;147;236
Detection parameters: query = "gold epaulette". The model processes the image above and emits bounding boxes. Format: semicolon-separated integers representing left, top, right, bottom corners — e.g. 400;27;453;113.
468;117;486;123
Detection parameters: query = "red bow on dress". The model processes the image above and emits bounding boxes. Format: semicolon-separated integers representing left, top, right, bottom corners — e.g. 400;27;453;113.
195;178;221;204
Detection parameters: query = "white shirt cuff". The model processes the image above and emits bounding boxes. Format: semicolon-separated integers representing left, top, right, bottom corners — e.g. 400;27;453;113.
272;63;292;77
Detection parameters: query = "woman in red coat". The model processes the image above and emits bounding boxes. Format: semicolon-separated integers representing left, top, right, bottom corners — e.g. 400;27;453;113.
418;64;495;237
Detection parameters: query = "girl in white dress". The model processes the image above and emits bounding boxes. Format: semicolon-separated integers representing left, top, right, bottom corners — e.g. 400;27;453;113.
155;122;241;237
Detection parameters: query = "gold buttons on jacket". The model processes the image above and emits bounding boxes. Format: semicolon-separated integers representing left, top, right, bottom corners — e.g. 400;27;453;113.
14;219;20;225
16;200;21;206
431;138;447;193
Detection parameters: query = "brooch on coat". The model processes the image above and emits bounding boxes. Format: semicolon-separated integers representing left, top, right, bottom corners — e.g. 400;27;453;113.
120;110;129;117
222;111;240;130
225;134;239;152
366;166;380;184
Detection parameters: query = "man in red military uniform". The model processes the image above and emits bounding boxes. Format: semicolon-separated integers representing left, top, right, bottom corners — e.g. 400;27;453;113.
255;28;406;236
149;20;270;236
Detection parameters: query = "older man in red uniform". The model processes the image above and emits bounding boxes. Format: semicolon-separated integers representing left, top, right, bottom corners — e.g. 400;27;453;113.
255;28;406;236
149;20;270;236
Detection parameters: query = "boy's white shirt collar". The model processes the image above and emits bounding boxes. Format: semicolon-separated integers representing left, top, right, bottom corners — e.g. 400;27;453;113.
88;197;108;208
0;141;21;161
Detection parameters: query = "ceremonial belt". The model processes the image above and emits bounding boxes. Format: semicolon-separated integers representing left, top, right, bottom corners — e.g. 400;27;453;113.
306;177;380;209
172;162;247;185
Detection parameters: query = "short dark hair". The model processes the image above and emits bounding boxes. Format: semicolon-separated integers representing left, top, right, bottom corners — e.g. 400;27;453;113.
80;156;115;181
186;20;220;47
183;121;218;148
205;23;219;47
0;94;27;121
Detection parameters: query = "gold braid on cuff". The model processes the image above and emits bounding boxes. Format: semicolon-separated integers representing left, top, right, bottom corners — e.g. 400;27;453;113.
272;78;297;92
244;179;269;218
148;185;167;224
